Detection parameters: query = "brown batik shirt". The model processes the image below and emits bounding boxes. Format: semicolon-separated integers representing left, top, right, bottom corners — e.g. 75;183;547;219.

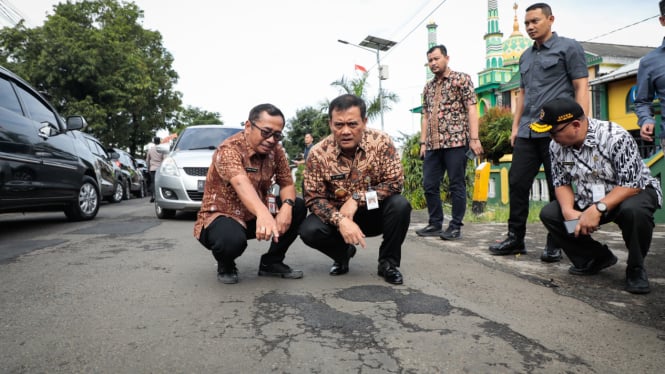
303;128;404;227
193;131;293;239
421;70;477;150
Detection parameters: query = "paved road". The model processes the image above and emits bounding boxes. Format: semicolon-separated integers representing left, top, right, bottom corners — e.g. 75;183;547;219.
1;198;663;373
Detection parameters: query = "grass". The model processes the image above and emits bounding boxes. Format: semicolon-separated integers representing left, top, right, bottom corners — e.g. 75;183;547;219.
450;201;548;224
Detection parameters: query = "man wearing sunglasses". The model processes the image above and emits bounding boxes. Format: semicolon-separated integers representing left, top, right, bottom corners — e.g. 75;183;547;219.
299;94;412;285
533;97;661;294
194;103;306;284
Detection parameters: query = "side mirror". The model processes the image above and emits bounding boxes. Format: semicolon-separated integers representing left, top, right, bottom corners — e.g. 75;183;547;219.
66;116;88;131
156;143;170;154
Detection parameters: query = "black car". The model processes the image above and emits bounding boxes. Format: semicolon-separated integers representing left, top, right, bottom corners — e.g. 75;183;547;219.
112;147;146;198
0;65;101;220
72;131;124;204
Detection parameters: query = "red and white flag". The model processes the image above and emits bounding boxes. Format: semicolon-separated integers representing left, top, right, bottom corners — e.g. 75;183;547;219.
354;64;367;73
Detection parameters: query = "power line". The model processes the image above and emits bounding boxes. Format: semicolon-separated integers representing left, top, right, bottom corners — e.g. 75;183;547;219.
584;14;659;42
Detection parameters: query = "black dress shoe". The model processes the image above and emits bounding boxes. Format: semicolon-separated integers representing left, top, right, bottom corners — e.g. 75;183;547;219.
440;226;461;240
568;251;617;276
416;224;442;237
329;245;356;276
489;232;526;255
377;265;403;285
540;246;562;263
625;266;650;294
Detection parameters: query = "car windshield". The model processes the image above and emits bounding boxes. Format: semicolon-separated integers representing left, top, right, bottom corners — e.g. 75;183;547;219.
174;127;242;151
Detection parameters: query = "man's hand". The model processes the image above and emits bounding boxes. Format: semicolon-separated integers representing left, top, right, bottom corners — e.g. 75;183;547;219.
274;205;293;237
640;123;655;142
338;217;366;248
256;212;280;243
576;205;602;237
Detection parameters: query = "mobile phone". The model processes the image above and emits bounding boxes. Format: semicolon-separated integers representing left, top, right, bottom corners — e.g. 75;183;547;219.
564;219;579;235
465;149;477;160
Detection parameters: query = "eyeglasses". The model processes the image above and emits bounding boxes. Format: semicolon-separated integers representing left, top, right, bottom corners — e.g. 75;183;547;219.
250;121;283;141
550;120;575;136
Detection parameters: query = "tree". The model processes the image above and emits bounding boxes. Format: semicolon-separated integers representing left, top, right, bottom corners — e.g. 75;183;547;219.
329;72;399;125
0;0;181;155
478;106;513;164
171;106;223;133
282;106;328;160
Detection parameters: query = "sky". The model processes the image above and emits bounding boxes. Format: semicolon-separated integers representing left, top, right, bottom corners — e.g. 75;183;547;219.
8;0;665;140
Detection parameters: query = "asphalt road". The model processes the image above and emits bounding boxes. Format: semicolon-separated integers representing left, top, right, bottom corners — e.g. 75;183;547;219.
1;198;664;373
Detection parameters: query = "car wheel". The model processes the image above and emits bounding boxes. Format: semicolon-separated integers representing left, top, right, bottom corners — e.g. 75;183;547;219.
122;179;131;200
110;180;124;203
155;202;176;219
65;176;100;221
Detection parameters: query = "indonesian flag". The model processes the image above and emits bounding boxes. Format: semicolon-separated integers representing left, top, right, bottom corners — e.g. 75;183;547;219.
354;64;367;73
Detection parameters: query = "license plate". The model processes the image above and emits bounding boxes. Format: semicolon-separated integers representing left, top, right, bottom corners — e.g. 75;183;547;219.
197;180;205;192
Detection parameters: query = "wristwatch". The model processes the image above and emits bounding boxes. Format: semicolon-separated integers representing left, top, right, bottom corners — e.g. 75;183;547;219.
283;198;295;207
595;201;607;215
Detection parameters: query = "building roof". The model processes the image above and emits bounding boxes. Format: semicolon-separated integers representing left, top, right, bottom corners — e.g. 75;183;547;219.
589;58;640;85
579;41;654;60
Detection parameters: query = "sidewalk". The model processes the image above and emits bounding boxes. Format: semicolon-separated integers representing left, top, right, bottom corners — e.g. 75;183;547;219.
408;208;665;331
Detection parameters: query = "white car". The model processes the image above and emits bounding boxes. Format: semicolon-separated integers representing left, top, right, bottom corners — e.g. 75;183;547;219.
154;124;244;219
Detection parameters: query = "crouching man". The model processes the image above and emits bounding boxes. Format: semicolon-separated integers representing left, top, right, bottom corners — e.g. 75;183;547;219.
194;103;306;284
534;97;661;294
299;94;412;285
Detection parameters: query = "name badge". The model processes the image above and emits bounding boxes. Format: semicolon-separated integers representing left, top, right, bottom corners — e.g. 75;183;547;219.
365;190;379;210
245;167;258;173
592;184;605;202
331;173;346;180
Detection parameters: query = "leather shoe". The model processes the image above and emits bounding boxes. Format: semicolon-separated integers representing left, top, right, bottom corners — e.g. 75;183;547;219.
540;246;562;263
439;226;461;240
489;232;526;255
258;262;303;279
625;266;650;294
378;265;403;285
416;224;442;237
330;245;356;276
568;250;617;275
217;267;239;284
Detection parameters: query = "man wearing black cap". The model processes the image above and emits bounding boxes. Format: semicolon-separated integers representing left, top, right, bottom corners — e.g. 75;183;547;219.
534;97;662;294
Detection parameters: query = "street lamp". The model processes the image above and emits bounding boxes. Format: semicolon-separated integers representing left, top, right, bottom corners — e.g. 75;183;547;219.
338;35;396;132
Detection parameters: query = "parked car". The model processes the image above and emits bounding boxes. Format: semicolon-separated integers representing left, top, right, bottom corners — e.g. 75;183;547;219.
72;131;124;203
154;124;244;219
112;147;146;198
135;158;149;182
0;65;101;220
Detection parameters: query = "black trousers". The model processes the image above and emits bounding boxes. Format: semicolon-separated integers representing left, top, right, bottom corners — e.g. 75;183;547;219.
198;198;307;269
299;194;412;268
539;187;659;269
508;137;555;238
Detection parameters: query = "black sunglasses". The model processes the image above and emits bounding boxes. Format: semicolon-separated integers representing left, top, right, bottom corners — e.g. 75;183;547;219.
250;121;283;141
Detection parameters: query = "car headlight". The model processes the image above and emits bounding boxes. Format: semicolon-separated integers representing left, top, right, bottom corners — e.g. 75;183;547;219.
159;157;180;177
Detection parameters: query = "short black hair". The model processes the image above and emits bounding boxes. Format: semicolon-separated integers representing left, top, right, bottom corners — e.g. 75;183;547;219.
248;103;285;125
328;94;366;119
660;0;665;16
153;136;161;144
526;3;553;17
427;44;447;56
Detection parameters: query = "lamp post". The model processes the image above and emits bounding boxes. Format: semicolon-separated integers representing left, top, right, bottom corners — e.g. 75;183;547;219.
338;35;396;132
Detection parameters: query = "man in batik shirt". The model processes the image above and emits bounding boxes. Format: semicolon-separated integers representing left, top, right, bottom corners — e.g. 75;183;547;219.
299;94;412;285
534;98;661;294
194;103;306;284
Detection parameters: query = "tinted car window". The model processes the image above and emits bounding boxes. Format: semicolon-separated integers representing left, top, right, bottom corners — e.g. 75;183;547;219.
0;77;22;115
175;128;241;151
15;85;58;125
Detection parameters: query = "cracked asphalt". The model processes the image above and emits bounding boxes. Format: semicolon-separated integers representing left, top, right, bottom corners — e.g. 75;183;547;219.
0;199;663;373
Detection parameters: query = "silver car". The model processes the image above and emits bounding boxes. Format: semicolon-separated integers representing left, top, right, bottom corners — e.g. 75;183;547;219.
154;124;244;219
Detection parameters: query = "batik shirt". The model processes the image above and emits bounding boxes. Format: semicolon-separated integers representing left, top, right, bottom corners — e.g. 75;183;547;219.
550;118;662;209
421;69;476;150
193;131;293;238
303;128;404;227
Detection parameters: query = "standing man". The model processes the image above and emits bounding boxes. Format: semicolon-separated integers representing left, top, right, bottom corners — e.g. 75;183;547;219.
489;2;589;262
145;136;163;203
295;133;315;194
416;44;483;240
534;98;661;294
193;103;306;284
636;0;665;152
299;94;412;285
